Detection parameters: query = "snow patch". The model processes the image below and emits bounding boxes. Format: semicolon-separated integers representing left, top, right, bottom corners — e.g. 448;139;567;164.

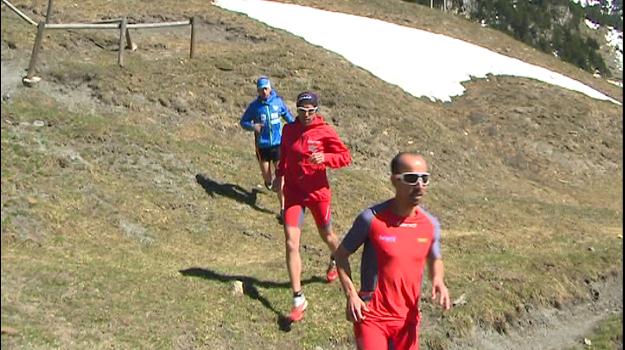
571;0;603;8
606;27;623;52
584;18;600;30
213;0;621;105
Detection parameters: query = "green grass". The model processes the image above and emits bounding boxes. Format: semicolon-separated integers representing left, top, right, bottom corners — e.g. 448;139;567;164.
1;1;622;349
566;313;623;350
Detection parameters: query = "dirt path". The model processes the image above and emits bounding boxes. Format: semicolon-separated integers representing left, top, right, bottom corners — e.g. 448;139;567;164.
0;42;26;99
449;272;623;350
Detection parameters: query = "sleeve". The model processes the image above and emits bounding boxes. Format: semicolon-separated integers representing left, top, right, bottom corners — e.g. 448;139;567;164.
340;209;374;254
239;103;256;131
428;216;442;260
359;241;378;292
280;98;295;123
322;126;351;169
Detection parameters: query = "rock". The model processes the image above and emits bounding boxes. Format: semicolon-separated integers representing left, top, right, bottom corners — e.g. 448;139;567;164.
259;232;273;240
22;76;42;87
512;106;534;114
452;293;467;306
232;280;244;296
468;111;487;124
1;327;18;335
158;97;170;107
171;97;188;113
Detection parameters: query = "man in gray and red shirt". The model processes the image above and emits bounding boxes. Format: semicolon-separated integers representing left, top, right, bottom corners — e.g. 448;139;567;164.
334;152;451;350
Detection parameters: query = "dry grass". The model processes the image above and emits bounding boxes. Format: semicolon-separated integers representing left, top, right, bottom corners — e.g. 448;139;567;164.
1;1;622;349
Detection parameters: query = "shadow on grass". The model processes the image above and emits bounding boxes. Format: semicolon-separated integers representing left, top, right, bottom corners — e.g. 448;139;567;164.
179;267;326;332
195;174;274;215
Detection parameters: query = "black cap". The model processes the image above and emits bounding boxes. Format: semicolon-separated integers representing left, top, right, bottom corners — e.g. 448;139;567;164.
296;91;319;107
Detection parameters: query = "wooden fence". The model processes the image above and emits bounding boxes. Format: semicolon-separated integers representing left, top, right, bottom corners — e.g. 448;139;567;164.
1;0;198;86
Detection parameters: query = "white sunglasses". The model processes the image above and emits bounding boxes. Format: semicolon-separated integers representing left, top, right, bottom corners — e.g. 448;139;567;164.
394;172;430;186
297;106;318;113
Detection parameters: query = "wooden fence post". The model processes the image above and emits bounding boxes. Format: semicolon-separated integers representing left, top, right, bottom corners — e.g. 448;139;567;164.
190;16;197;59
125;28;137;51
23;21;46;85
118;17;127;66
45;0;53;23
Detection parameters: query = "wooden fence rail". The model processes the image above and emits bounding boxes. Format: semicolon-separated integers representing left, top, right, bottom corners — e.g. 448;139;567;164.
1;0;197;86
1;0;37;26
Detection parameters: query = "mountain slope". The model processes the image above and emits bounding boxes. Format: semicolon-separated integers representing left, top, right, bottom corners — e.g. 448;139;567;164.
1;1;622;349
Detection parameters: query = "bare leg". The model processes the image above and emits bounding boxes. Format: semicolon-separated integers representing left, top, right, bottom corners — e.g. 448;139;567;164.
258;159;272;188
284;225;302;293
317;224;339;282
317;224;339;256
272;161;285;211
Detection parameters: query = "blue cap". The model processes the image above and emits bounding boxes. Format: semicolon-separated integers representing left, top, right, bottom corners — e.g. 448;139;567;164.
256;76;271;89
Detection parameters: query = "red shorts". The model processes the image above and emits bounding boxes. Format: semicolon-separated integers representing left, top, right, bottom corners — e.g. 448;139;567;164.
283;199;332;229
354;318;420;350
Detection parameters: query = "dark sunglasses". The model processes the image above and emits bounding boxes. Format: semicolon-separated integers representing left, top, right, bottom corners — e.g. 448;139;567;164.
395;172;430;186
297;106;318;113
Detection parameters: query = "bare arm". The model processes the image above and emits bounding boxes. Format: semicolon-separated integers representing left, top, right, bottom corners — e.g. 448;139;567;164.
335;245;369;322
428;258;451;310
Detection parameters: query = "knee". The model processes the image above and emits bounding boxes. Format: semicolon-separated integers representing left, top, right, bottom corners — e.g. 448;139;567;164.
284;232;300;252
285;239;299;253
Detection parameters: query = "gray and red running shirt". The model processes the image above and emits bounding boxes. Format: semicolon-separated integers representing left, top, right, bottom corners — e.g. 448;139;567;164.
341;200;441;322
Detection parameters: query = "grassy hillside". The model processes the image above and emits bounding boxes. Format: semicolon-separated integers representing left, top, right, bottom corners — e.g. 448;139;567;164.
1;1;622;349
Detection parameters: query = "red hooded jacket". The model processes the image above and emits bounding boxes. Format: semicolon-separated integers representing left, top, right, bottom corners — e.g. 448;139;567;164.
276;114;351;203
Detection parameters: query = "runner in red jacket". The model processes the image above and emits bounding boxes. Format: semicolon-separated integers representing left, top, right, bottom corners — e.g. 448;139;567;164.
273;91;351;322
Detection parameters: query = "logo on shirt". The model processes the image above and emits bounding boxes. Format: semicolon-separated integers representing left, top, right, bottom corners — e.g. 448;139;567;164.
307;140;321;152
417;238;429;244
399;223;417;228
379;235;397;243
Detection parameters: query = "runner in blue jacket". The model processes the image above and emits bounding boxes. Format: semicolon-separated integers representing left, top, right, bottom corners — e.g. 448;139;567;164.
240;76;294;222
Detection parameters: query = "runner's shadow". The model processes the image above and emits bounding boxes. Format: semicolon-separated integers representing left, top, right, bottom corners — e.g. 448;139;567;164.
179;267;326;332
195;174;273;215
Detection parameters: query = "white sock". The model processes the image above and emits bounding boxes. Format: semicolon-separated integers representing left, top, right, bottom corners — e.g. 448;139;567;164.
293;294;306;307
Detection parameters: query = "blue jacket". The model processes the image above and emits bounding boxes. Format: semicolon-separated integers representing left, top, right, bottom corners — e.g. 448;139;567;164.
240;90;294;149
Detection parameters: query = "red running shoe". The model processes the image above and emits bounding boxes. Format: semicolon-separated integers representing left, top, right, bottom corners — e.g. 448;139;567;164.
326;260;338;283
289;298;308;322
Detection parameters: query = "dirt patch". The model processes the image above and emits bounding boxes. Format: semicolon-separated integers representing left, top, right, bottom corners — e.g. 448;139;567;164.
448;271;623;350
1;42;27;98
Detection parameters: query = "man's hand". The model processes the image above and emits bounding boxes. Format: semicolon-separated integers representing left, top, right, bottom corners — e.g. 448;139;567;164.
431;278;451;310
253;123;263;135
309;152;325;164
345;293;369;323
